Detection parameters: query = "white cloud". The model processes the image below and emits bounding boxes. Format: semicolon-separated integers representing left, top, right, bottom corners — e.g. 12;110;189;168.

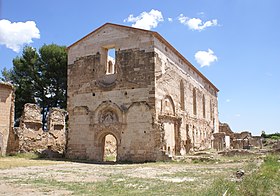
195;49;218;67
226;99;231;103
235;114;241;117
0;19;40;52
168;17;173;22
124;9;164;30
178;14;218;31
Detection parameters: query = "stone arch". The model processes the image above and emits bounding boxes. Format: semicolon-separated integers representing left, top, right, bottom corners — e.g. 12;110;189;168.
162;95;175;116
93;101;123;124
94;128;121;162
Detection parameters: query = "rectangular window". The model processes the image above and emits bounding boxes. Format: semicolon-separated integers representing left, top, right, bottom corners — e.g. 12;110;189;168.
106;48;116;75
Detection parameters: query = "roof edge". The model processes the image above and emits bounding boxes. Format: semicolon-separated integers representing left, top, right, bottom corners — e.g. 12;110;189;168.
152;32;219;92
67;23;155;50
67;23;219;92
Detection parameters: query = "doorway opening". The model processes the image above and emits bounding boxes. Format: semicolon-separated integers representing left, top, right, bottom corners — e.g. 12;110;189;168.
103;134;117;162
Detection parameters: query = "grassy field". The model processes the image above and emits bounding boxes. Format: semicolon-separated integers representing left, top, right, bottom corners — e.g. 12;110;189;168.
0;153;279;195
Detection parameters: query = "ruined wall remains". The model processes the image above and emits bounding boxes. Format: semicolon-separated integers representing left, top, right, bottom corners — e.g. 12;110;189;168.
15;103;66;154
216;122;263;151
0;82;14;156
67;23;219;162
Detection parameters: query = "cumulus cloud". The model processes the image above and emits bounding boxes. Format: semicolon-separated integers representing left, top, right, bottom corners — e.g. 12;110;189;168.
0;19;40;52
168;17;173;22
178;14;218;31
195;49;218;67
124;9;164;30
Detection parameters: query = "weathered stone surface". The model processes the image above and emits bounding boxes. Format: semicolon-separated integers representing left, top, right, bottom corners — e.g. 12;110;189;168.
13;104;67;155
216;122;263;151
66;23;219;162
0;82;14;156
47;108;67;153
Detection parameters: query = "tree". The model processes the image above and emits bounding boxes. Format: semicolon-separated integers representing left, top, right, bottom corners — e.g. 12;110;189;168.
2;44;67;127
0;67;13;82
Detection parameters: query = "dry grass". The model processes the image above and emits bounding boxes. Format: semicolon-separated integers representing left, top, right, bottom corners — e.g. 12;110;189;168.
0;153;278;195
0;153;64;169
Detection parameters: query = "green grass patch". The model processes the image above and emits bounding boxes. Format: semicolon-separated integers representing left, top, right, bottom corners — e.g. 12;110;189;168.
199;154;280;196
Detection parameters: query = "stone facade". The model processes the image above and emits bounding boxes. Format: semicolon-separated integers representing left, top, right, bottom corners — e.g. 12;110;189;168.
67;23;219;162
0;82;14;156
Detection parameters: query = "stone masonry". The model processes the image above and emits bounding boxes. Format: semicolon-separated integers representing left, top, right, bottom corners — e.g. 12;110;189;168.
66;23;219;162
0;82;14;156
13;103;67;155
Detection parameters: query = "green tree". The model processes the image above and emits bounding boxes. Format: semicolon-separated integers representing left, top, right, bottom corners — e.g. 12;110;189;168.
0;67;13;82
2;44;67;127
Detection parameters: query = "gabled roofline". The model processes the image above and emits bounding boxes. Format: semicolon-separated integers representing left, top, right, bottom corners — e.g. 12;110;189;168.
67;23;155;50
67;23;219;92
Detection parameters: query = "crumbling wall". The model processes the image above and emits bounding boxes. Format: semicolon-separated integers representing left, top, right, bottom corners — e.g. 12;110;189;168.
212;132;226;151
17;103;47;152
15;103;67;155
218;122;263;150
47;108;67;153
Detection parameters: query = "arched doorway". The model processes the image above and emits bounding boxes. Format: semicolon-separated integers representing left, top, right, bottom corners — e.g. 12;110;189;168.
102;134;117;162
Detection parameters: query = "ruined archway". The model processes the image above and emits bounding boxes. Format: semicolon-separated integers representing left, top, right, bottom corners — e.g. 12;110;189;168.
103;134;117;162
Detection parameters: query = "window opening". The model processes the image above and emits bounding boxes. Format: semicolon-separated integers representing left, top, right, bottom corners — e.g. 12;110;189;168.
180;80;185;110
203;95;206;118
106;48;116;74
193;88;197;115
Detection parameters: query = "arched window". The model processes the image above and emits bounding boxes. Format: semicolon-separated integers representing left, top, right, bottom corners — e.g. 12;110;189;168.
180;80;185;110
203;95;206;118
193;88;197;115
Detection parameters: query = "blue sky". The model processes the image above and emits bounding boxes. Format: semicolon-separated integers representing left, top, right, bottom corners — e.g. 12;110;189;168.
0;0;279;135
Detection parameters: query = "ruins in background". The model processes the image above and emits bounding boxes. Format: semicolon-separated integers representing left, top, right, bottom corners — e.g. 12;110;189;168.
214;122;263;151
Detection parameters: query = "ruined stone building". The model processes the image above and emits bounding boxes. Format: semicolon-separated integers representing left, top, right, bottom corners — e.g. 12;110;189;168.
217;123;263;150
13;104;67;154
67;23;219;162
0;86;67;156
0;82;14;156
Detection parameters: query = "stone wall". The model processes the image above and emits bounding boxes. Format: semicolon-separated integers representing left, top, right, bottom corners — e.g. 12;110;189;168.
14;103;67;155
67;24;158;162
216;122;263;150
154;37;219;155
0;82;14;156
67;23;219;162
